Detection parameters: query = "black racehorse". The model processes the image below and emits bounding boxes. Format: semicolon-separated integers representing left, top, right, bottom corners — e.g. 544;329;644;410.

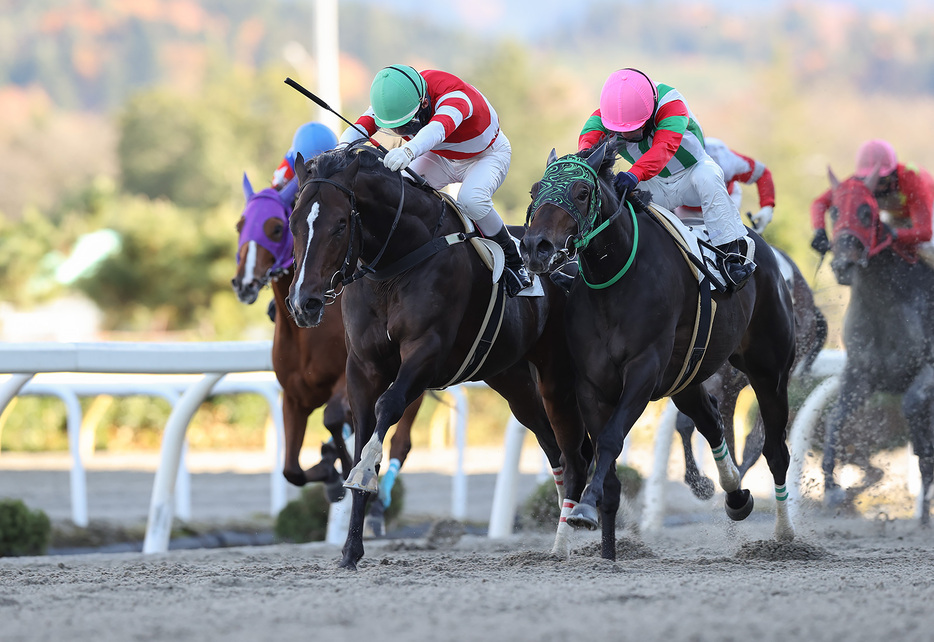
286;143;587;569
821;168;934;524
676;246;828;499
521;137;798;558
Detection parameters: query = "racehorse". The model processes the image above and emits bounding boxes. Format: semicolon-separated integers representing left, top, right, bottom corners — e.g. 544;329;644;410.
521;136;798;557
821;168;934;524
231;174;421;535
287;143;587;569
676;246;828;499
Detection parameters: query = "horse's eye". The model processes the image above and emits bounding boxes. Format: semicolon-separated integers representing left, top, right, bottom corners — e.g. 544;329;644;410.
857;203;872;228
575;187;590;202
270;223;284;241
333;220;347;236
828;206;838;222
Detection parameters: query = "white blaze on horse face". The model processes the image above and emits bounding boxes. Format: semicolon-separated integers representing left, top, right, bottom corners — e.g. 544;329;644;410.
242;241;258;284
294;202;320;293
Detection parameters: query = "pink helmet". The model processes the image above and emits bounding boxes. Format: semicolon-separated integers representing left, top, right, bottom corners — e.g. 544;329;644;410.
855;139;897;178
599;68;658;133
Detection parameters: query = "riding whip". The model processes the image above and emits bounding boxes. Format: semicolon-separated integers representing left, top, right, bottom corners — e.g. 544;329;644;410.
284;77;429;187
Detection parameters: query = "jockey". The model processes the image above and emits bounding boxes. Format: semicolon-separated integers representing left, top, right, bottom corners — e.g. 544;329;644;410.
271;121;339;194
676;138;776;234
338;64;532;297
810;139;934;261
579;68;755;291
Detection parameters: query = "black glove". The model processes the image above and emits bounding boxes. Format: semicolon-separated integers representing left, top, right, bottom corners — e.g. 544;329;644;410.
810;228;831;254
612;171;639;199
882;223;898;240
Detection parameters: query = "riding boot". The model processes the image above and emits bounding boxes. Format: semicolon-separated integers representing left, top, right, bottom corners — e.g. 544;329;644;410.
490;227;532;297
716;235;756;291
549;260;579;294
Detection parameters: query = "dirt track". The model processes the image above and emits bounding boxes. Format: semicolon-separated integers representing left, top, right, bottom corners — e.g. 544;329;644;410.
2;508;933;642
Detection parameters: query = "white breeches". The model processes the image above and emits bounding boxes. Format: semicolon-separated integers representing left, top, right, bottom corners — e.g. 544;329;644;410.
410;133;512;236
643;159;747;246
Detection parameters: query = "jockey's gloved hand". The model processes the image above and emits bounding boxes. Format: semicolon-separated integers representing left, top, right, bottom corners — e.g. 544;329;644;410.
613;171;639;199
383;145;416;172
750;205;773;234
883;223;899;240
810;228;831;254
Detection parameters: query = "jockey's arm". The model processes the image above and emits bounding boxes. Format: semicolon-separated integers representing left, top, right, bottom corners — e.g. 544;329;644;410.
892;167;934;245
810;189;833;231
627;101;686;181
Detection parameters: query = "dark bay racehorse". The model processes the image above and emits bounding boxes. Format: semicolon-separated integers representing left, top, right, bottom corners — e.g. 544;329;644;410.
231;175;421;534
676;246;828;499
521;137;797;557
287;144;587;569
822;169;934;524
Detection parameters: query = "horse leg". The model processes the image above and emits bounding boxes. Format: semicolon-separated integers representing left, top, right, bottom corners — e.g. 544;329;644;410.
569;375;653;554
314;395;351;503
738;415;765;480
671;385;751;520
745;366;795;541
903;364;934;526
486;363;584;557
675;411;715;500
822;371;873;510
339;357;386;570
280;391;315;487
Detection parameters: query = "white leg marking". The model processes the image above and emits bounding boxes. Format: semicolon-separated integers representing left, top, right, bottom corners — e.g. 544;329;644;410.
774;484;796;541
551;499;578;558
712;440;741;492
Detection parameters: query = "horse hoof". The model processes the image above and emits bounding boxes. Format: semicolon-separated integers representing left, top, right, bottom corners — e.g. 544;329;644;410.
338;558;358;571
324;478;346;503
565;503;599;530
823;485;846;509
343;466;378;494
724;489;754;521
688;476;716;501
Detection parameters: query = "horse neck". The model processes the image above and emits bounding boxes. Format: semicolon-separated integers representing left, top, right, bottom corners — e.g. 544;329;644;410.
357;181;441;263
578;198;637;282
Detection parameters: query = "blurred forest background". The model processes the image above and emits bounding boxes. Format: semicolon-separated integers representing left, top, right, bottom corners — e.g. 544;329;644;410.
2;0;933;451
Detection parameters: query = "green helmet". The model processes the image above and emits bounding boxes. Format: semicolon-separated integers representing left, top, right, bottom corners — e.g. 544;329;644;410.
370;65;427;128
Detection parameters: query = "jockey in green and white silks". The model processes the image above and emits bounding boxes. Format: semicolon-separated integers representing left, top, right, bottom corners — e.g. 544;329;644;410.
579;68;755;290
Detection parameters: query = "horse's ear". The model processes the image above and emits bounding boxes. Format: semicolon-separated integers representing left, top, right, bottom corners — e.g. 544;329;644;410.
546;148;558;167
827;166;840;189
242;172;254;201
585;139;608;173
294;152;308;185
863;164;881;192
279;178;299;206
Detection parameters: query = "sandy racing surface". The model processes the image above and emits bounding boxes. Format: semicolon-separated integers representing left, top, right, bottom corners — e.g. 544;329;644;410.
2;508;933;642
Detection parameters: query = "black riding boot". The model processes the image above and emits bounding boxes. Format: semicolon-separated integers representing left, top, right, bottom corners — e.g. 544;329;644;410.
716;235;756;291
490;227;532;297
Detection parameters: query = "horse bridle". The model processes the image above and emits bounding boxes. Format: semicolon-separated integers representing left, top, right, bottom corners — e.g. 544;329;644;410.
299;170;407;303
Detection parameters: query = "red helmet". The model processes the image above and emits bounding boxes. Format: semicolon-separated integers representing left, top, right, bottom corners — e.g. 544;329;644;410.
855;139;897;178
599;68;658;133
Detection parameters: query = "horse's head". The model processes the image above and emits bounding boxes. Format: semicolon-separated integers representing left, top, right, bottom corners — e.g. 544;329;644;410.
287;146;364;327
521;136;619;274
231;173;298;304
826;166;895;285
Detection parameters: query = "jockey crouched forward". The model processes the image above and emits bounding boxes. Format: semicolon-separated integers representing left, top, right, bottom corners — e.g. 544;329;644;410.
579;68;755;291
339;64;532;297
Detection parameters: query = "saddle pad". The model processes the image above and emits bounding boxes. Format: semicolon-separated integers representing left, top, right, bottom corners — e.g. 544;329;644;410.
438;191;542;297
647;206;732;291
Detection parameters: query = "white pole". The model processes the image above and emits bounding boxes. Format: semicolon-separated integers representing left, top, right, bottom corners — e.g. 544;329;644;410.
143;373;223;554
488;416;526;538
640;399;679;535
786;375;840;520
314;0;341;135
449;386;468;520
61;389;88;527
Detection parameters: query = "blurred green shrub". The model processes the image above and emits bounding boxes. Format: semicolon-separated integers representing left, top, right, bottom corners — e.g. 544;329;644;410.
0;499;51;557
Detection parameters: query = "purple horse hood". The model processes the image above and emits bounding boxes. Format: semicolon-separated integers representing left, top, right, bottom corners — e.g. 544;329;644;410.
238;174;296;272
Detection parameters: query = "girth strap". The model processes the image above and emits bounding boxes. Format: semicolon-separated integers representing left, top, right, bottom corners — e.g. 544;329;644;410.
643;205;718;399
